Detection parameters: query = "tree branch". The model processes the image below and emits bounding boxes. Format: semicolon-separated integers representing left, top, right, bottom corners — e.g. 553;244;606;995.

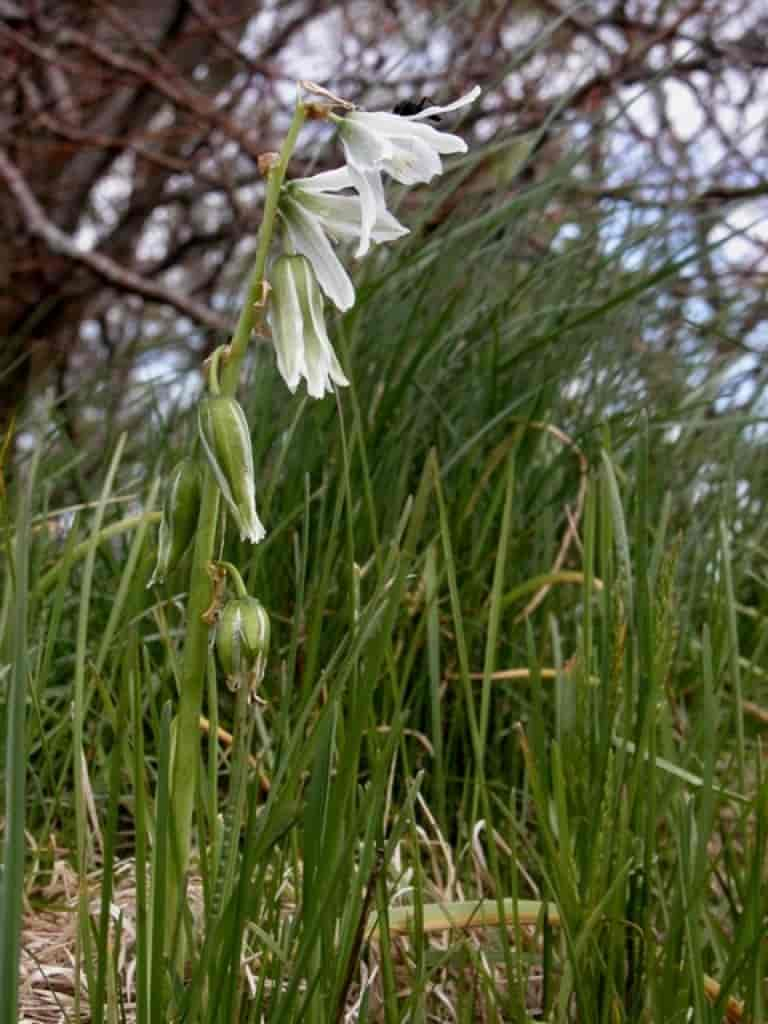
0;147;231;334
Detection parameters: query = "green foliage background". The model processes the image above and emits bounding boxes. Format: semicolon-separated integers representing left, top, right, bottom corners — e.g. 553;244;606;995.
2;129;767;1021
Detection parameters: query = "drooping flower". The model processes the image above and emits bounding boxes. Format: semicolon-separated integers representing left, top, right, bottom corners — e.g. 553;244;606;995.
279;167;408;309
267;253;348;398
334;86;481;188
216;595;270;692
289;167;408;258
198;395;266;543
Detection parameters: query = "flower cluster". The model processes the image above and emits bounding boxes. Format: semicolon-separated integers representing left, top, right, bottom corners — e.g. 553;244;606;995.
150;85;479;591
268;85;480;398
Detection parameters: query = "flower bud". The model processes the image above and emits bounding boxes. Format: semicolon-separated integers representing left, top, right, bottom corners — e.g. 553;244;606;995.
148;457;202;586
198;395;265;544
216;596;270;690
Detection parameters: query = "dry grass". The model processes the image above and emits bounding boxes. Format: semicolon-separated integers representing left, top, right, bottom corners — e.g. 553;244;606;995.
20;858;137;1024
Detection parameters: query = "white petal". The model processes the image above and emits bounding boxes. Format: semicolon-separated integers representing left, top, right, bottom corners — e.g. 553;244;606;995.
408;85;481;121
369;204;409;244
346;164;384;257
291;166;355;193
295;258;328;397
294;191;363;243
281;197;355;311
297;188;408;247
303;263;348;390
294;258;348;397
340;117;393;169
268;258;305;392
241;511;267;545
381;134;444;185
405;122;468;155
348;112;468;157
326;348;349;389
302;323;333;397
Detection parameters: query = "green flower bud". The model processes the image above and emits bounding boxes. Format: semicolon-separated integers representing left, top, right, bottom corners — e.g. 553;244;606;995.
198;395;265;544
148;457;202;586
216;596;270;690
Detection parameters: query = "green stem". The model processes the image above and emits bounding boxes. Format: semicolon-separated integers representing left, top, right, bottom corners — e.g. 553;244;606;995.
215;560;249;599
221;100;307;398
167;97;307;961
211;680;253;920
207;345;225;395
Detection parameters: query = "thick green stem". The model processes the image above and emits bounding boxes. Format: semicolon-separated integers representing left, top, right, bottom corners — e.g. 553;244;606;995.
211;680;252;919
167;98;306;960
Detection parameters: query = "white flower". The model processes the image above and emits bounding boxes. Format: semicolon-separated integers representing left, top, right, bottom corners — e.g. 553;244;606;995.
280;167;408;310
280;194;355;311
292;166;408;258
335;86;481;188
267;254;349;399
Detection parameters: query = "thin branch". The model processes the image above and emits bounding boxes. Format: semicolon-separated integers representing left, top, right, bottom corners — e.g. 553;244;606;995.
0;147;230;333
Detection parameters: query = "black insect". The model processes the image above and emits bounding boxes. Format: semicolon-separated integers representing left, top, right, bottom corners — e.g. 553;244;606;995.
392;97;442;122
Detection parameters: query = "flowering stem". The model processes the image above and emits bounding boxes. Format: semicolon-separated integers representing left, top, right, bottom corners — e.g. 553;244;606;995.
220;99;307;397
211;676;252;920
167;96;306;963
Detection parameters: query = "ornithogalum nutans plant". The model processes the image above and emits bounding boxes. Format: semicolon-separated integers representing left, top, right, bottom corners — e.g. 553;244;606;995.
152;78;480;959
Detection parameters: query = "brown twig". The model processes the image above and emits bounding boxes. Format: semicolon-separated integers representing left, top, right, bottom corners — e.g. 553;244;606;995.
0;148;230;333
198;714;270;793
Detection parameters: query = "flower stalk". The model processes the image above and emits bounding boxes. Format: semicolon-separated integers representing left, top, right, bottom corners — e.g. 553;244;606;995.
220;100;307;394
167;96;306;961
163;79;478;970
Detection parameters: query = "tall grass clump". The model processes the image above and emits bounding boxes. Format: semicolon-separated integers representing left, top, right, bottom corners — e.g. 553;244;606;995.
2;76;767;1023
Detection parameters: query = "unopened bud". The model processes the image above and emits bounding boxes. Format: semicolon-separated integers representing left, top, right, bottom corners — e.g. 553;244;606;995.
198;395;266;544
148;457;202;586
216;596;270;690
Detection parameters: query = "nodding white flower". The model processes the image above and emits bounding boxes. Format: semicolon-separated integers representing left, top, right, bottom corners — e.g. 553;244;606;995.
290;167;409;259
198;395;266;544
334;86;481;187
280;167;408;309
267;253;349;399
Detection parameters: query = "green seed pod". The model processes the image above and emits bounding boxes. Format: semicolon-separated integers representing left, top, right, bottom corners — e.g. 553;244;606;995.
216;596;270;690
148;457;202;586
198;395;265;544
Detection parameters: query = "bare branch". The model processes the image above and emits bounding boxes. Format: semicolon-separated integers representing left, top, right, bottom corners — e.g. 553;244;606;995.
0;147;230;333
